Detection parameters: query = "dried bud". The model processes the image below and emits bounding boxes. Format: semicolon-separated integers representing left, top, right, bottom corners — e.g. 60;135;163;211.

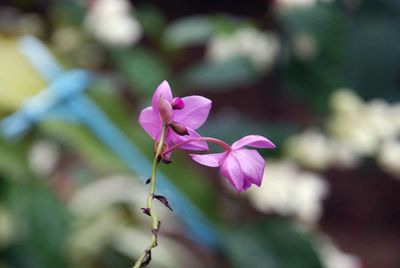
153;195;173;211
142;250;152;266
172;97;185;110
169;121;189;136
161;157;172;164
141;208;151;216
159;95;173;123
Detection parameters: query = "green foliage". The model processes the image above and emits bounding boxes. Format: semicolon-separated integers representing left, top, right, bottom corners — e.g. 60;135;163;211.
280;3;347;112
223;218;323;268
182;57;258;89
136;5;167;42
344;13;400;100
0;137;30;179
109;47;171;97
5;181;70;268
163;16;214;48
281;0;400;113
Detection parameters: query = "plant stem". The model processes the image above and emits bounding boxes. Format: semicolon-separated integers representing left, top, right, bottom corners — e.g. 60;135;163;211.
133;124;168;268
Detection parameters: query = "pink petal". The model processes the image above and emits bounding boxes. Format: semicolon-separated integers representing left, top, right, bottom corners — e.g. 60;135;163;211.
220;153;244;192
233;149;265;187
242;179;253;191
173;96;212;129
152;80;173;112
231;135;276;150
168;127;208;151
138;106;162;140
189;152;227;167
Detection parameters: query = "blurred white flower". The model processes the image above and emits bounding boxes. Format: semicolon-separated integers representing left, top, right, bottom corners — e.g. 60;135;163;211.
329;89;379;155
112;226;204;268
287;88;400;181
367;99;399;140
329;89;400;157
206;28;280;72
68;175;174;228
391;104;400;131
286;128;361;170
275;0;334;10
28;140;60;177
275;0;317;9
329;140;360;169
320;237;362;268
286;129;334;170
329;89;364;115
68;207;189;268
85;0;142;46
68;175;204;268
247;160;329;225
378;139;400;178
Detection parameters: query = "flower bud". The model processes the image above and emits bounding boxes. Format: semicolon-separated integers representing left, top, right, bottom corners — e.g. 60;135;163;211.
172;97;185;110
161;157;172;164
159;95;173;123
169;121;189;136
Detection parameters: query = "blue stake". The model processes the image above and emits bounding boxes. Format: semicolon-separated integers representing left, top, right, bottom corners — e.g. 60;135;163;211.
1;36;219;247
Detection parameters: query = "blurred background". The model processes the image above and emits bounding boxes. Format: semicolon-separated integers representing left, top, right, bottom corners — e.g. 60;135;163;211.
1;0;400;267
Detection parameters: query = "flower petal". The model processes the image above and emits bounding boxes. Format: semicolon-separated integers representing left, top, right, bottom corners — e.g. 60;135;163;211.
231;135;276;150
189;152;227;167
138;106;162;140
173;96;212;129
242;179;253;191
220;153;244;192
152;80;173;112
168;127;208;151
233;148;265;187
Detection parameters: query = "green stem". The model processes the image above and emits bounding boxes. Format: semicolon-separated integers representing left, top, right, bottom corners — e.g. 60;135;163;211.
133;124;168;268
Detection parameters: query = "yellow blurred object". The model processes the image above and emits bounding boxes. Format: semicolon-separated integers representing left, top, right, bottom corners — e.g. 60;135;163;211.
0;36;46;113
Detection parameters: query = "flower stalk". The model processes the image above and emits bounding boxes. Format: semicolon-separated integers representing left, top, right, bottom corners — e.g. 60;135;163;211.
135;80;275;265
133;124;168;268
162;137;232;156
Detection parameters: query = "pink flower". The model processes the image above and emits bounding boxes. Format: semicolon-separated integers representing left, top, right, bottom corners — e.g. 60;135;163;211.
190;135;276;192
139;80;211;151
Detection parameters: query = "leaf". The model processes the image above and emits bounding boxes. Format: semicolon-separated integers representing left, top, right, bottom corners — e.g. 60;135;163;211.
136;4;166;41
109;46;170;96
181;57;258;89
0;137;30;179
6;180;70;268
163;16;214;48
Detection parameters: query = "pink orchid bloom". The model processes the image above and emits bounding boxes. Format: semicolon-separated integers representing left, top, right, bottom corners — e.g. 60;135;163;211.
139;80;211;151
190;135;276;192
